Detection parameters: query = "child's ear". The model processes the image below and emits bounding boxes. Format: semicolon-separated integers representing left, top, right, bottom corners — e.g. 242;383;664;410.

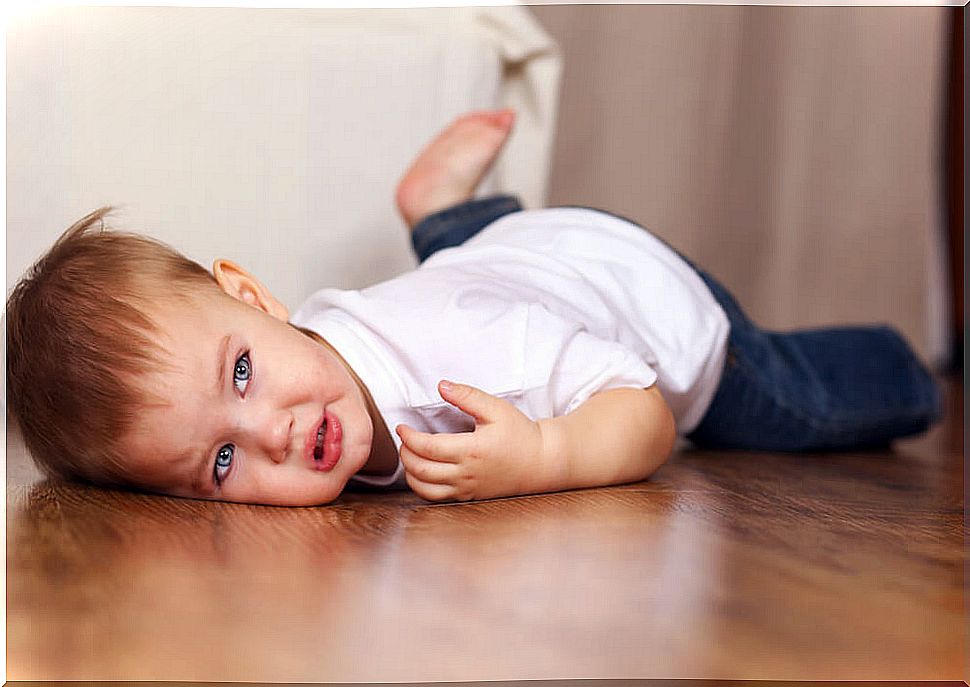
212;259;289;322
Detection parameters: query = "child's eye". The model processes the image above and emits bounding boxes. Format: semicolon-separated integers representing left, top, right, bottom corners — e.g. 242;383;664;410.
214;444;234;485
233;352;252;394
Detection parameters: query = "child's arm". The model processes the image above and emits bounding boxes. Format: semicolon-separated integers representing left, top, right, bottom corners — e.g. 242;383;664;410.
396;381;676;502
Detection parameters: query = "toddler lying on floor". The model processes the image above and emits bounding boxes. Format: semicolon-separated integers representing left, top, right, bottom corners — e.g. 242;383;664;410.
5;110;941;505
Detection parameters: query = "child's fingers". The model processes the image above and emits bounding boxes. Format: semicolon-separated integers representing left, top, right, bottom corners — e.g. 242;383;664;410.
437;380;504;424
403;470;457;503
396;424;466;463
399;444;460;485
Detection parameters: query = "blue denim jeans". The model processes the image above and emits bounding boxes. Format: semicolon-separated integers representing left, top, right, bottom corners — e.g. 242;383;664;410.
410;195;943;451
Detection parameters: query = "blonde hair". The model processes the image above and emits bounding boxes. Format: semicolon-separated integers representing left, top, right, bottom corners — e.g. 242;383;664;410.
6;207;219;486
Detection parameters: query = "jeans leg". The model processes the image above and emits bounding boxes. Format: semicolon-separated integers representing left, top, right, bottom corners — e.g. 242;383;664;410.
410;195;523;263
687;274;943;452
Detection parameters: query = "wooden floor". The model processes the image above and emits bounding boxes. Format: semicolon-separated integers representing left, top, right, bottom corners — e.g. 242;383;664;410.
6;376;964;682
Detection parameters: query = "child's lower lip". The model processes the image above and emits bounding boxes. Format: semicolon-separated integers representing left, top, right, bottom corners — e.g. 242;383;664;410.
317;410;342;471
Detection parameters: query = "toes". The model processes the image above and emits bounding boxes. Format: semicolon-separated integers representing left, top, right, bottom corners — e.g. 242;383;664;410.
452;109;516;132
487;109;516;130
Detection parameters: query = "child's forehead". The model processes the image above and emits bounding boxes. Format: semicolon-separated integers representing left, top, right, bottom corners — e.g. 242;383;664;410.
140;284;233;327
134;292;230;369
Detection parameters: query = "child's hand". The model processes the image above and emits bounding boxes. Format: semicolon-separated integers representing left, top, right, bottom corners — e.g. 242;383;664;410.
395;380;546;502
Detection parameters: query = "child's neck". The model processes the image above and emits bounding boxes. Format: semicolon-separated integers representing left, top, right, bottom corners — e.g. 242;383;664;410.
295;326;398;477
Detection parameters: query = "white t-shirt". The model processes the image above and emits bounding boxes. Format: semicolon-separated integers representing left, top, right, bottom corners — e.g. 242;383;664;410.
291;208;729;488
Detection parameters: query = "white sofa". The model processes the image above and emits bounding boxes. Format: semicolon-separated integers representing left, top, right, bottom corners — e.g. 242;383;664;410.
6;6;561;309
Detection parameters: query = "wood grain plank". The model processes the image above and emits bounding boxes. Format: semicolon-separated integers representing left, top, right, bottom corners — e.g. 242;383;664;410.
7;377;963;681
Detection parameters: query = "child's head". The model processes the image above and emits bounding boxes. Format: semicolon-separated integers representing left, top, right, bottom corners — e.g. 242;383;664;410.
6;208;376;506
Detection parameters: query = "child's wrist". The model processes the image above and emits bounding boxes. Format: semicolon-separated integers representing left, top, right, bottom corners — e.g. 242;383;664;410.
535;417;573;493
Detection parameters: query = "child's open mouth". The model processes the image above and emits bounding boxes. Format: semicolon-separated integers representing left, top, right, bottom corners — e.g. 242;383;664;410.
311;411;342;471
313;422;326;460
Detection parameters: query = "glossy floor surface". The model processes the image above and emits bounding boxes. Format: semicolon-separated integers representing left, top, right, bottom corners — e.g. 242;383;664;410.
7;377;964;681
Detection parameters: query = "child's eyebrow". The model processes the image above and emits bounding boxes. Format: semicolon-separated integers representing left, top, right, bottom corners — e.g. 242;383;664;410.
213;334;231;395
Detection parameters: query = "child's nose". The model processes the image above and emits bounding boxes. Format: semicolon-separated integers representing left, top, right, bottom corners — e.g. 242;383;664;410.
256;410;293;463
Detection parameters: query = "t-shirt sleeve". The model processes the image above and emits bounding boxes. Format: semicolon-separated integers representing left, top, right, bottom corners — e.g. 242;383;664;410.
523;304;659;417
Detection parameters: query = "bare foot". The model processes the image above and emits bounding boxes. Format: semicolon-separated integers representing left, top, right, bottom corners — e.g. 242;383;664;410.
395;109;516;229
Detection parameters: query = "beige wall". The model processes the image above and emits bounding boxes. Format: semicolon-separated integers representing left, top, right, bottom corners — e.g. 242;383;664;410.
531;5;950;367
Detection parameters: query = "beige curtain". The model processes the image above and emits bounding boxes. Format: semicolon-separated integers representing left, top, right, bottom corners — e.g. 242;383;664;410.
530;5;950;367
